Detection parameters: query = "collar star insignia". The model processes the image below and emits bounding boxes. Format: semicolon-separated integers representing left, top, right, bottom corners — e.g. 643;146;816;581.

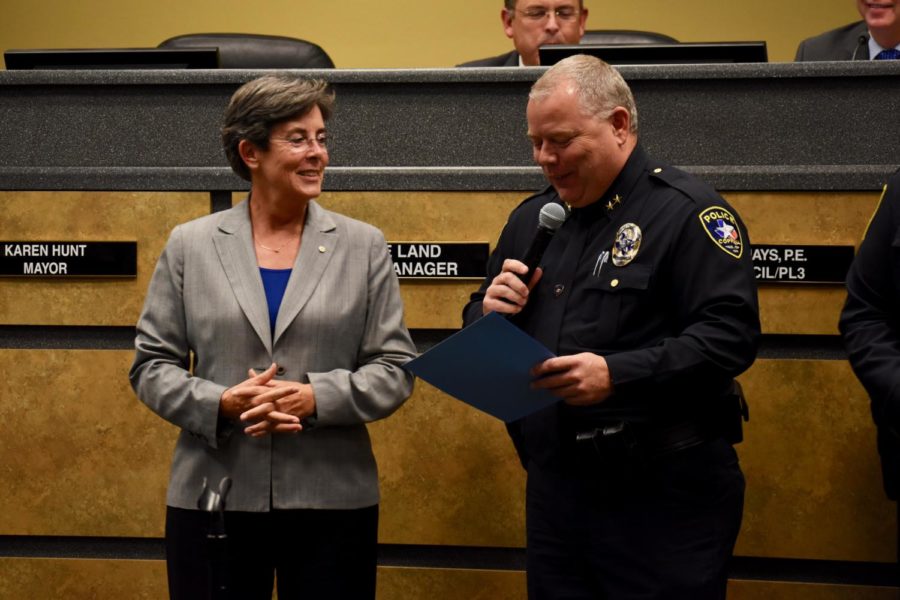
605;194;622;212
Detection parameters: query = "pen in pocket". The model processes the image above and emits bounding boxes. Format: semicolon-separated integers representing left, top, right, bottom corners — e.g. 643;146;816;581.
592;250;610;277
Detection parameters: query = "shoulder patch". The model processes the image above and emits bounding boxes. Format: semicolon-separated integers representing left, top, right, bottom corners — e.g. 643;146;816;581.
698;206;743;259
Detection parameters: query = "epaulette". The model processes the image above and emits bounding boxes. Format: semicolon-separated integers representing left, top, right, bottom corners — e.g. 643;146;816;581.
647;163;718;206
512;184;557;212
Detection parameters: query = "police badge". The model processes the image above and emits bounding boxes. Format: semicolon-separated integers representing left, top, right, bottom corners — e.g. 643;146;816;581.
698;206;743;259
612;223;642;266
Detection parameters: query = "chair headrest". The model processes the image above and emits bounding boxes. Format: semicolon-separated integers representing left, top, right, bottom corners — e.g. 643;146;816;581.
159;33;335;68
580;30;679;45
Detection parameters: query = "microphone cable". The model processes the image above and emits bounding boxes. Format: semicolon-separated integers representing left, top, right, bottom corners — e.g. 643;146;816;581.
852;34;869;61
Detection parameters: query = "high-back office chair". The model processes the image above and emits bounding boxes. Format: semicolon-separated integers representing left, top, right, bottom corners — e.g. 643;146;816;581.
580;30;678;45
158;33;334;68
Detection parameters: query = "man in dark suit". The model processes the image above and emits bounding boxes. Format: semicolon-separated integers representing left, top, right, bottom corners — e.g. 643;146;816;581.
795;0;900;61
839;170;900;502
459;0;588;67
839;170;900;586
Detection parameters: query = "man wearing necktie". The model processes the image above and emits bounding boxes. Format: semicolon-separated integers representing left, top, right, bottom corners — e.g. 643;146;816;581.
795;1;900;61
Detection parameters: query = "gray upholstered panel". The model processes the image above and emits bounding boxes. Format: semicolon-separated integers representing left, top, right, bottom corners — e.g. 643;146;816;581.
0;63;898;191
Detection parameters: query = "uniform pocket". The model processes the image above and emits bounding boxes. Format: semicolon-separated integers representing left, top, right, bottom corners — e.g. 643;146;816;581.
571;263;652;348
653;439;744;510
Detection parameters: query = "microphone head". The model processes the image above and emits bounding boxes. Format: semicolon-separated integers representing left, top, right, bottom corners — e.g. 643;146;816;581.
538;202;569;232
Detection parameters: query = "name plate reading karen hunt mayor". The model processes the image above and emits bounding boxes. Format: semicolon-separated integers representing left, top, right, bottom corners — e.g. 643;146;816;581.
388;242;489;280
1;241;137;277
752;244;854;284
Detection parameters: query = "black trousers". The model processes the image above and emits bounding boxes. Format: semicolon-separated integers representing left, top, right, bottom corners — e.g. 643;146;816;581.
525;438;745;600
165;504;378;600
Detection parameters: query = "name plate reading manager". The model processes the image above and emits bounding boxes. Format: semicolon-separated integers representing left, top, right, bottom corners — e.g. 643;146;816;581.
752;244;854;284
388;242;489;280
1;241;137;277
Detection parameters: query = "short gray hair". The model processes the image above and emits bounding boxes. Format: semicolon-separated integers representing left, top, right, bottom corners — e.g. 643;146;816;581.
529;54;638;134
221;75;335;181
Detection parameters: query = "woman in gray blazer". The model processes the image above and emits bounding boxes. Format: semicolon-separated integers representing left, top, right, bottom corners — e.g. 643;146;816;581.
130;75;416;599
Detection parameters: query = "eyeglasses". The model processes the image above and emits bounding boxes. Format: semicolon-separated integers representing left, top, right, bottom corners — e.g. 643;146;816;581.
270;132;329;153
516;6;581;22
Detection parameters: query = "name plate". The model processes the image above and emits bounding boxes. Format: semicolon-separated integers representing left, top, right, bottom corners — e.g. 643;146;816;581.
388;242;489;280
0;241;137;277
752;244;854;284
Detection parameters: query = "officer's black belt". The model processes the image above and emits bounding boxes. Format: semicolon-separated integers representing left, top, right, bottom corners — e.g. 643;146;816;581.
574;418;712;459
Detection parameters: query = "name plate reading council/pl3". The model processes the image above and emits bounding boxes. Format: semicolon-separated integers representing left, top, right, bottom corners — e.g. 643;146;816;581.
0;241;137;277
388;242;489;280
751;244;854;284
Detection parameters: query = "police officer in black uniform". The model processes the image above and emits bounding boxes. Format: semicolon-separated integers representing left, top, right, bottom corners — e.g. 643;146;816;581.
839;169;900;502
462;55;760;599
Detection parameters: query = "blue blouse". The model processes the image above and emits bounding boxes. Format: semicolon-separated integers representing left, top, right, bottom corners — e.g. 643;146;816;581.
259;267;292;334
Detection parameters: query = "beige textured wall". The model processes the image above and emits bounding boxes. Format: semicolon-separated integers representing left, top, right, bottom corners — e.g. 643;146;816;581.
1;0;860;68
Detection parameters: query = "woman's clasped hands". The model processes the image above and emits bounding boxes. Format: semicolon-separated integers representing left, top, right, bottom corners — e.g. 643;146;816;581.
219;363;316;438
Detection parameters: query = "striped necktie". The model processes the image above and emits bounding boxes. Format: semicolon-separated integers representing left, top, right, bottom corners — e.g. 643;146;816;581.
875;48;900;60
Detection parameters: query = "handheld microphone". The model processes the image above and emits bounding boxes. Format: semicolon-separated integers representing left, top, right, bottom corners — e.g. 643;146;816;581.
517;202;569;284
853;34;868;61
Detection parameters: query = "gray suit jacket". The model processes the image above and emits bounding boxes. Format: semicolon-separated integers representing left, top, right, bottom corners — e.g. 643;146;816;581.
130;199;416;511
457;50;519;67
795;21;869;61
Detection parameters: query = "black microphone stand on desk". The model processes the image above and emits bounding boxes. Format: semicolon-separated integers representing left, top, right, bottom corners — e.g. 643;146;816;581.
197;476;232;600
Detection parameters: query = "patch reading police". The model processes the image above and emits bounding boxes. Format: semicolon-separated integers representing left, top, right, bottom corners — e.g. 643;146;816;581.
612;223;642;266
699;206;743;259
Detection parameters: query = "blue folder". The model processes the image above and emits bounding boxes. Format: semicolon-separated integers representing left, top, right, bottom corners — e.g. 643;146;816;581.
405;312;559;422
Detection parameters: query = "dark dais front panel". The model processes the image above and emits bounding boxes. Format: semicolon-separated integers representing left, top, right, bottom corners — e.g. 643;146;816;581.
0;64;898;191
